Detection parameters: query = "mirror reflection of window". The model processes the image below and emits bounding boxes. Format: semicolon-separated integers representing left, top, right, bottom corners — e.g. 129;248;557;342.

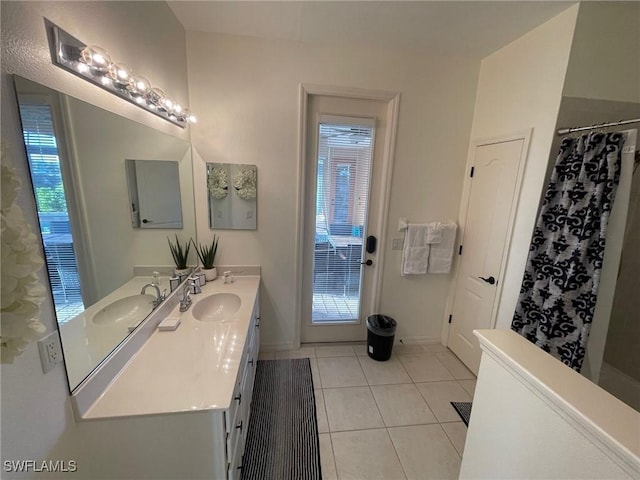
18;101;85;323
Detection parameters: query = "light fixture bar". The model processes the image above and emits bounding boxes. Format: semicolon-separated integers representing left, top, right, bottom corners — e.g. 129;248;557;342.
46;20;195;128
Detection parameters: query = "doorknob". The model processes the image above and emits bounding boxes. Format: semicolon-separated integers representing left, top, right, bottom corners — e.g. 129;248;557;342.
142;218;150;223
478;276;496;285
361;259;373;266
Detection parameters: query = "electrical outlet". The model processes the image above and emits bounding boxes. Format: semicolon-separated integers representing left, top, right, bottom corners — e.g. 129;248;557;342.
392;238;404;250
38;331;63;373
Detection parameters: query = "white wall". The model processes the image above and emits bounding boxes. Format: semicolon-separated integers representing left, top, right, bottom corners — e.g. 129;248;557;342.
186;32;480;347
461;330;639;479
1;1;188;475
464;5;580;331
563;1;640;103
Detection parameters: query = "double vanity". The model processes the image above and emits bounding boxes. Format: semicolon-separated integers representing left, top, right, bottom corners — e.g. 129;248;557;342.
72;272;260;479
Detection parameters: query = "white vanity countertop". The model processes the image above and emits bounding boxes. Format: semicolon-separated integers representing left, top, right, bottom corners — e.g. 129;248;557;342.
82;275;260;420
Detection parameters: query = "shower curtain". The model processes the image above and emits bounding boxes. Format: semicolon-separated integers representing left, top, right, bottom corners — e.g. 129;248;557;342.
512;131;624;371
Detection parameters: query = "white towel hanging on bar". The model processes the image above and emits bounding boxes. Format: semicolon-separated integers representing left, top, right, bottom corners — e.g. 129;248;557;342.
427;221;457;273
401;223;430;275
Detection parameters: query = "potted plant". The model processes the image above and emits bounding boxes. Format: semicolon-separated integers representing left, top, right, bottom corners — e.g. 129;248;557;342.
168;235;191;276
193;235;219;281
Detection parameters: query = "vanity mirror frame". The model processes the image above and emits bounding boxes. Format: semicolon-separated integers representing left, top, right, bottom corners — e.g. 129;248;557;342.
12;75;196;392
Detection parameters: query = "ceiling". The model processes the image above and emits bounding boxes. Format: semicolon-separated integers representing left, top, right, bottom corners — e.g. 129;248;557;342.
167;1;575;58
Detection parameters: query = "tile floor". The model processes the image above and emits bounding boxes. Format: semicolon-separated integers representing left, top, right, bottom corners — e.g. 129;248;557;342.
259;343;476;480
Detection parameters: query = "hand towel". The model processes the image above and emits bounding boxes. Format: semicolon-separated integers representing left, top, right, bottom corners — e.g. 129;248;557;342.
426;222;443;244
402;223;430;275
427;221;457;273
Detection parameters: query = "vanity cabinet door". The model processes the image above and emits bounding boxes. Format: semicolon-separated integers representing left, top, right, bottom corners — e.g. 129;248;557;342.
225;373;243;435
227;426;243;480
225;295;260;474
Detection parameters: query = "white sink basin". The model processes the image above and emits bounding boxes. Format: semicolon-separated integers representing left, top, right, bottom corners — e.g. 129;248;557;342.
93;294;155;325
192;293;241;322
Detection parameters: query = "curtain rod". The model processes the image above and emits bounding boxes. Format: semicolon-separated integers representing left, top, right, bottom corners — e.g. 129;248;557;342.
556;118;640;135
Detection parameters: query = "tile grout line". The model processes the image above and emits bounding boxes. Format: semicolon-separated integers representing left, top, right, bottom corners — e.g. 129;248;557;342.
382;426;410;480
437;422;463;460
325;432;339;479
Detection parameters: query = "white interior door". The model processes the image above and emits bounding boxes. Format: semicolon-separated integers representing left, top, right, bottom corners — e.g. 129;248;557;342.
135;160;183;228
301;95;389;343
448;135;528;373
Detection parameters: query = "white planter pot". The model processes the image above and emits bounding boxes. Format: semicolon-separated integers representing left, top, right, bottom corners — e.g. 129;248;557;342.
174;267;192;281
202;267;217;282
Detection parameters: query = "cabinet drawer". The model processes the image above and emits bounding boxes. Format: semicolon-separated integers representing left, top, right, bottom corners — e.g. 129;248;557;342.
226;426;243;480
226;409;245;464
225;375;243;434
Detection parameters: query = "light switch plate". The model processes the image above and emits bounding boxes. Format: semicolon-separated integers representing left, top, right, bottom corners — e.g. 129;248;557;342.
392;238;404;250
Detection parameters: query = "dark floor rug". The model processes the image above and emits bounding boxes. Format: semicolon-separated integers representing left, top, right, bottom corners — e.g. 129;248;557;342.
242;358;322;480
451;401;472;426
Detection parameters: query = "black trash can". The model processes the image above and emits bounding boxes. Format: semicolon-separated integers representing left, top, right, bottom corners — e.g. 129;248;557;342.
366;315;397;361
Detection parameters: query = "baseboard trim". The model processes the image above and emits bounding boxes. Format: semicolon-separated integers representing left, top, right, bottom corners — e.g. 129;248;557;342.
260;341;296;352
396;336;442;345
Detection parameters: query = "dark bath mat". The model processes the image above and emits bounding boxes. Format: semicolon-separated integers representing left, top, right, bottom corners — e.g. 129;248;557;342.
451;401;472;426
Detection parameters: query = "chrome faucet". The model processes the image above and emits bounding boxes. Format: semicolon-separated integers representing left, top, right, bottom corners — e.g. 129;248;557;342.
141;283;165;308
179;280;194;312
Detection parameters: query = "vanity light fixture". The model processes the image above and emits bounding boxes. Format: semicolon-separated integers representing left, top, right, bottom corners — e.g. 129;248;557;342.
46;20;196;128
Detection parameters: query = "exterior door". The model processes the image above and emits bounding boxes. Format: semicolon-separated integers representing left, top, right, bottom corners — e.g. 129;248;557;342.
301;95;388;343
448;136;527;373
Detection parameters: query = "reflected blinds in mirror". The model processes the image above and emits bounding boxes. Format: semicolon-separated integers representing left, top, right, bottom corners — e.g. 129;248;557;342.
312;118;374;323
19;103;85;322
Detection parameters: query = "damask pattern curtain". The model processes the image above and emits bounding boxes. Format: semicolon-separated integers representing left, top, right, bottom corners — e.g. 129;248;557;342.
512;131;624;371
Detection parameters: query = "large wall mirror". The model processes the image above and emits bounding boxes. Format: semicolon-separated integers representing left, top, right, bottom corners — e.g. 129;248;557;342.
14;76;196;391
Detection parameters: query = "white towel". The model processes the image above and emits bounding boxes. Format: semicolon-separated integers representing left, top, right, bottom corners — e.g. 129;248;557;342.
427;221;457;273
402;223;430;275
426;222;443;244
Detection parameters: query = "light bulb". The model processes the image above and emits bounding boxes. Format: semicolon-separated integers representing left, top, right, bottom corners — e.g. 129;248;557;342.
173;103;183;115
161;96;174;112
80;45;111;74
107;63;131;87
182;109;195;123
76;62;90;74
146;87;166;107
128;75;150;97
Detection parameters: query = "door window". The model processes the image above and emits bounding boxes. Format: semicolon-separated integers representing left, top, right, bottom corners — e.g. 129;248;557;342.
312;122;374;323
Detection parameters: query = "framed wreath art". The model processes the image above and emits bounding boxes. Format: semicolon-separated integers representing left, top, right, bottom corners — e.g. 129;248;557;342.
233;167;257;200
207;166;229;199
